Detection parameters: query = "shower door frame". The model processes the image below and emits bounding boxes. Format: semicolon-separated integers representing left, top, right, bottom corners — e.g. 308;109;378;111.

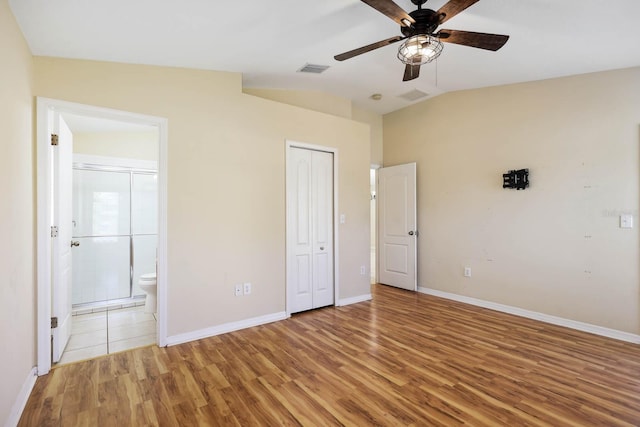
71;159;158;308
36;97;169;375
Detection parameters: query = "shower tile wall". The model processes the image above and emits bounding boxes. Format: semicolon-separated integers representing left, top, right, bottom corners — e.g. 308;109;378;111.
72;167;157;306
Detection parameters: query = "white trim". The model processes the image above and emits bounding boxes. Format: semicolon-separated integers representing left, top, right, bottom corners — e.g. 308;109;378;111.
165;312;288;347
36;100;53;375
285;140;339;317
73;154;157;171
337;294;372;307
5;367;37;427
418;287;640;344
36;97;169;375
157;116;169;348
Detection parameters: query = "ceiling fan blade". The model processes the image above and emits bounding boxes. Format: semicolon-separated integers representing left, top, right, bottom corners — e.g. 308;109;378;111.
403;64;421;81
437;29;509;51
437;0;480;24
334;36;405;61
361;0;415;27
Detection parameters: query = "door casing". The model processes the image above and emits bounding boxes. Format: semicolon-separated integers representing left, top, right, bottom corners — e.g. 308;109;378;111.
36;97;169;375
285;140;339;316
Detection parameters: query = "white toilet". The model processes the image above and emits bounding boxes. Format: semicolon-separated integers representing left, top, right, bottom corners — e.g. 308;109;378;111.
138;273;157;313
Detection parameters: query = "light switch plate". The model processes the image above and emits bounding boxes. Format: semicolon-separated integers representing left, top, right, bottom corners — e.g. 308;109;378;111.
620;214;633;229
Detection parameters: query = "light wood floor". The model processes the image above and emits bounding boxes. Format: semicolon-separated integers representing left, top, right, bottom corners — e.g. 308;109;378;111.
20;284;640;426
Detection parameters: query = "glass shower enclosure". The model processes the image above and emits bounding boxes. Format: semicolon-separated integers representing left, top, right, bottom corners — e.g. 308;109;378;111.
71;165;157;307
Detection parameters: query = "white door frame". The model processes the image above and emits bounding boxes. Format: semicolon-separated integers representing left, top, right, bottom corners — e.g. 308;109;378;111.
285;140;339;316
370;164;381;285
36;97;169;375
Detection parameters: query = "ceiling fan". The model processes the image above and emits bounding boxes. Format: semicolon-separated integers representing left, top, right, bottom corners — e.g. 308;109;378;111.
334;0;509;81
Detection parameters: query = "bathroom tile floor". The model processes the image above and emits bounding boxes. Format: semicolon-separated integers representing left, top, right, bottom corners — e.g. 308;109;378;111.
58;305;156;366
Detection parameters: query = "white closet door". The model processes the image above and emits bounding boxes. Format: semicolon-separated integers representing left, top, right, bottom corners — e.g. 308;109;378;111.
287;147;334;314
310;150;334;308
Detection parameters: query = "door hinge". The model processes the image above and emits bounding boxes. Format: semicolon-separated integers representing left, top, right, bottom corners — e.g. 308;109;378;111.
51;226;58;237
51;317;58;329
51;134;59;146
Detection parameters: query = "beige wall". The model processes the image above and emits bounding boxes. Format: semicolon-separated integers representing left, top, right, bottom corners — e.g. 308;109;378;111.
353;107;383;166
244;88;352;119
73;130;159;160
244;88;384;166
384;67;640;334
35;57;371;337
0;0;35;423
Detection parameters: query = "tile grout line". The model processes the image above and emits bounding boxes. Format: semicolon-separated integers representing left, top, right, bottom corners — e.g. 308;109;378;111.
61;305;155;364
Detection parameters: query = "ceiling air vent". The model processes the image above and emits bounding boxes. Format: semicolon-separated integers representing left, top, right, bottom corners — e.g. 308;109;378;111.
297;63;330;74
398;89;429;102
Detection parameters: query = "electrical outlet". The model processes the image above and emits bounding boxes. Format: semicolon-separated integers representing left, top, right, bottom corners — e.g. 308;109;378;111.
360;265;366;275
243;282;252;295
464;267;471;278
234;284;242;296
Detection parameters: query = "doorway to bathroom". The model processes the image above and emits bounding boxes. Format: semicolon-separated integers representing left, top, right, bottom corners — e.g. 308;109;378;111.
61;150;158;365
36;98;168;375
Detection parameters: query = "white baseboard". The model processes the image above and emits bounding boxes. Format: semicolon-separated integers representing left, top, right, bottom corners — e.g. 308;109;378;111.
5;367;37;427
418;287;640;344
337;294;372;307
165;311;287;347
164;294;374;347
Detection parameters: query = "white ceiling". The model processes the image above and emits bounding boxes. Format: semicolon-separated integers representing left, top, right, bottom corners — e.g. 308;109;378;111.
9;0;640;114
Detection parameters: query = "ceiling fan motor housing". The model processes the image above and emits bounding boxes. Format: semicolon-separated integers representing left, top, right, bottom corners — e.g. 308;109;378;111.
333;0;510;81
401;8;442;37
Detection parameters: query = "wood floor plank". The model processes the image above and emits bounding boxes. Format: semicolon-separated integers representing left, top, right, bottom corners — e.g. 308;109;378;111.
19;284;640;426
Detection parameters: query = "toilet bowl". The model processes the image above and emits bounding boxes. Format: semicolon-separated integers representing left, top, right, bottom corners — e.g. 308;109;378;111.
138;273;157;313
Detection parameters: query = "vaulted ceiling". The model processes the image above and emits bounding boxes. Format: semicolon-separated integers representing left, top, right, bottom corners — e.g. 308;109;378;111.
9;0;640;114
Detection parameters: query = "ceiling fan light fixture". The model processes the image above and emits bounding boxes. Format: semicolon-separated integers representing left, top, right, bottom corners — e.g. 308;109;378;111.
397;35;443;65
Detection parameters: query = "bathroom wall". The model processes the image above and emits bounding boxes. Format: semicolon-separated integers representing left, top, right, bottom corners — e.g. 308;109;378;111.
73;130;158;160
0;0;35;424
34;57;371;339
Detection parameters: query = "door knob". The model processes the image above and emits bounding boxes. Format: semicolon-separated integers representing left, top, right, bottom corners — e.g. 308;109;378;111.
320;246;325;251
71;241;80;247
408;231;414;236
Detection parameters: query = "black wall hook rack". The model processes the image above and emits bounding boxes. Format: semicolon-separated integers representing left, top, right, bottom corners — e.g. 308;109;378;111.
503;169;529;190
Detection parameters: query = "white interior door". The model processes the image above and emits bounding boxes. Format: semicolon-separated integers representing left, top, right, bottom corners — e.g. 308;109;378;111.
51;113;73;362
378;163;417;291
287;147;334;313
